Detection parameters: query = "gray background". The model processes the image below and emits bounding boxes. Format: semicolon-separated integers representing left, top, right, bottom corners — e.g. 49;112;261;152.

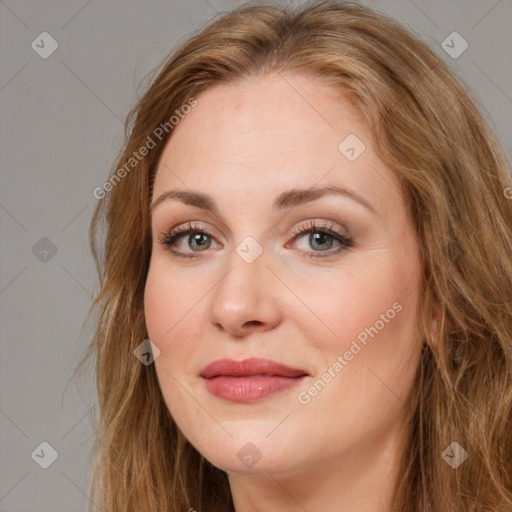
1;0;510;510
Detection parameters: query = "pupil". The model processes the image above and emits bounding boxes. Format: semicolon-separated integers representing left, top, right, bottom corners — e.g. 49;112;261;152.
310;232;332;251
190;233;210;250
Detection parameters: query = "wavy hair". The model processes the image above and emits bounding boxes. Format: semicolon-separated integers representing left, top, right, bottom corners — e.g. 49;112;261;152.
73;1;512;510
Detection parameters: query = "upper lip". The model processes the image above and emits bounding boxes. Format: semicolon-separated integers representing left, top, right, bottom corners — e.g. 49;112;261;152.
200;358;309;379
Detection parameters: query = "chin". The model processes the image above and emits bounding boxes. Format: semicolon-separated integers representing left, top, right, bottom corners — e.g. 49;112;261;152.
188;428;304;475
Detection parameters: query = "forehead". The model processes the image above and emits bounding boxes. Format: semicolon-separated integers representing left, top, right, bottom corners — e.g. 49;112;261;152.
152;73;399;216
158;73;364;159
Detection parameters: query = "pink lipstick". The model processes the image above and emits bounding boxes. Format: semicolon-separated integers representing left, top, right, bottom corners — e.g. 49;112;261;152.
200;358;308;403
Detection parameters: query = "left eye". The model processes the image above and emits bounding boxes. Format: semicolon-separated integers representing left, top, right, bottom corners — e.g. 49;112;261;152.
288;220;353;258
293;230;341;252
157;220;353;259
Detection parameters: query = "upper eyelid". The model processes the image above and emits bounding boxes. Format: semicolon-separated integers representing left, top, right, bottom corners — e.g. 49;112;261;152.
151;201;361;231
159;218;348;239
161;221;350;250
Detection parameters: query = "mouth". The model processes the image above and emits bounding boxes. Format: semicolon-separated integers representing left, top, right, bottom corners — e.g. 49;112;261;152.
200;358;309;403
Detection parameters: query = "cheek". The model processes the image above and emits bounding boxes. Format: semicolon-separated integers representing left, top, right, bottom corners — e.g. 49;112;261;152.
294;259;416;348
144;261;195;341
143;263;204;424
144;267;170;341
144;260;208;377
292;259;421;412
291;272;420;436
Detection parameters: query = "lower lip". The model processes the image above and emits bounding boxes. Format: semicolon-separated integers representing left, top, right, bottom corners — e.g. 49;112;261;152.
203;375;306;403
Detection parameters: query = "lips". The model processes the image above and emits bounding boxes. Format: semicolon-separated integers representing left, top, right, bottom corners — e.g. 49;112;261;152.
200;358;309;403
200;357;308;379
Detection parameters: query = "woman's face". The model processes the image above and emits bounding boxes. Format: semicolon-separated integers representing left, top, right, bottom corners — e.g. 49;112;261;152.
144;73;422;479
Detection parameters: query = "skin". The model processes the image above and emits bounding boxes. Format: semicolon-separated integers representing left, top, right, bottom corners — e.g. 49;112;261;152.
144;72;423;511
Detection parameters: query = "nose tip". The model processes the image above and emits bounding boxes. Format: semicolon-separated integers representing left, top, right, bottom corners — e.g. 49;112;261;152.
208;255;282;338
212;310;271;338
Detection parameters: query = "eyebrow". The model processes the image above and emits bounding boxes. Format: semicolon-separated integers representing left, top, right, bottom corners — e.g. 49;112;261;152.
150;185;377;215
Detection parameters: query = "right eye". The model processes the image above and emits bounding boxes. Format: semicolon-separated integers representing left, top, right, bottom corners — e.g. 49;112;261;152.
157;222;221;259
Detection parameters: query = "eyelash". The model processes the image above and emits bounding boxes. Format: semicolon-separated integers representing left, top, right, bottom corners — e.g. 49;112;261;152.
156;220;354;260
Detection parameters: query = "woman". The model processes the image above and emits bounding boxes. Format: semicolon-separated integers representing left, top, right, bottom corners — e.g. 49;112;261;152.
77;1;512;510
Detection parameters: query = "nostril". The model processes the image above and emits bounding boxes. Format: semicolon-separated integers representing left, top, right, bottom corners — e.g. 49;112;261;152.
244;320;262;328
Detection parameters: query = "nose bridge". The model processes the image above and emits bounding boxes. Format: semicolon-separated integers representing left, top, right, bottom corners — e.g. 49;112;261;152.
208;242;280;335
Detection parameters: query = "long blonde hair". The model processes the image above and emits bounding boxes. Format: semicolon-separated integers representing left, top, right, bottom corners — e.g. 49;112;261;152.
74;1;512;510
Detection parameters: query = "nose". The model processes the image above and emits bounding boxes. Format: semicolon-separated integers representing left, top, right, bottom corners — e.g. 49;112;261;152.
208;248;282;338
